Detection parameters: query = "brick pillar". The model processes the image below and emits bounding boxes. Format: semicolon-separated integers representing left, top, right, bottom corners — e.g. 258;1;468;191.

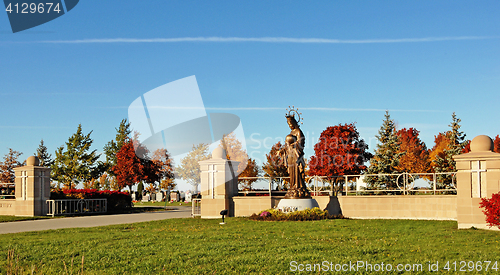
13;156;51;216
199;147;239;219
453;135;500;230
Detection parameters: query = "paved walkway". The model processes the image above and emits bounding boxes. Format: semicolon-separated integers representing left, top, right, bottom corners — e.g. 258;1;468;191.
0;207;192;235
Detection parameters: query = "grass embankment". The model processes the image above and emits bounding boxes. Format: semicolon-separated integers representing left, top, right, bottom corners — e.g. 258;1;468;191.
1;218;500;274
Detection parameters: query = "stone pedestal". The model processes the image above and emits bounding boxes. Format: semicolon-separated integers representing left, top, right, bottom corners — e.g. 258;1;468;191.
199;147;239;219
453;135;500;230
12;156;51;216
277;198;320;213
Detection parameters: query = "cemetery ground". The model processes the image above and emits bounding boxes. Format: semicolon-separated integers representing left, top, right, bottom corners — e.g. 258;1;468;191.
1;218;499;274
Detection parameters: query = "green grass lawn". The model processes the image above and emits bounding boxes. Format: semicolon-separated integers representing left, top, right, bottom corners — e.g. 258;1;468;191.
1;218;499;274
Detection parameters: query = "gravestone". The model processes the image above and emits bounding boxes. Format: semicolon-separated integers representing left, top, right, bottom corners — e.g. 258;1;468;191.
185;191;192;203
151;193;156;201
142;194;150;202
171;192;179;202
131;193;137;201
180;191;185;202
156;192;163;202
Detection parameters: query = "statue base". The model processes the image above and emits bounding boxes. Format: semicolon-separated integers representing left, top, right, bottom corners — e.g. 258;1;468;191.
284;186;310;199
277;198;320;213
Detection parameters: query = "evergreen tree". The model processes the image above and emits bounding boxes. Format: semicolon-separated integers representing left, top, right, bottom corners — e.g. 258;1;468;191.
433;112;467;189
0;149;23;183
365;111;404;189
103;119;131;175
35;139;54;167
51;124;102;189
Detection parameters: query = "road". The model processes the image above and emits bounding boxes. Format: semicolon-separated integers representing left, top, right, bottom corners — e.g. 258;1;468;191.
0;207;192;235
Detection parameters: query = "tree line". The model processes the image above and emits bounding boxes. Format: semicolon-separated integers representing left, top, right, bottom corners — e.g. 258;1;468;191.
1;112;499;192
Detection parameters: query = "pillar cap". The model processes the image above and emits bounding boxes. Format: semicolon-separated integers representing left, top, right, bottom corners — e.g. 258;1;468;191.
470;135;494;152
212;147;227;159
26;156;40;166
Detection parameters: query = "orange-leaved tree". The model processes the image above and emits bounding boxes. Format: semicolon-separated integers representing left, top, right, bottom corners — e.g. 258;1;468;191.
309;123;372;194
429;132;450;171
238;158;261;190
395;128;430;173
150;148;175;191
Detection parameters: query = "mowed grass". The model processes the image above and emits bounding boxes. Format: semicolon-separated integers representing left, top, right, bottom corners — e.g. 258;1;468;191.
1;218;499;274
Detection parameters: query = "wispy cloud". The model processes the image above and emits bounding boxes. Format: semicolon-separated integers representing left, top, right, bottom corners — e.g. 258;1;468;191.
38;36;497;44
95;105;444;112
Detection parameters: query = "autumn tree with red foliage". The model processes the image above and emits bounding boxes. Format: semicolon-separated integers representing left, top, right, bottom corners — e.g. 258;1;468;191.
395;128;430;173
112;140;144;191
494;135;500;153
309;123;372;194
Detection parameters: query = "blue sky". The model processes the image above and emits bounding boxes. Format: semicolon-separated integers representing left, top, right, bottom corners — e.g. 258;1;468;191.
1;1;499;190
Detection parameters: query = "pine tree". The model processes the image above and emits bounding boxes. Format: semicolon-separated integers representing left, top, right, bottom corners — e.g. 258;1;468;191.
103;119;131;176
35;139;54;167
433;112;467;189
0;149;23;183
365;111;404;189
51;124;102;189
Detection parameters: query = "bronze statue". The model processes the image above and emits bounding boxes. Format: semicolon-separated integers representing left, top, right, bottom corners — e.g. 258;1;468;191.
278;107;310;199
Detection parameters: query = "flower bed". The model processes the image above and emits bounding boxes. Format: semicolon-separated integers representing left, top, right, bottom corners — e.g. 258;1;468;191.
249;207;344;221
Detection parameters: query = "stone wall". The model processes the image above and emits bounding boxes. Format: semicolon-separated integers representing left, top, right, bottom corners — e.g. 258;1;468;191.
337;195;456;220
231;195;456;220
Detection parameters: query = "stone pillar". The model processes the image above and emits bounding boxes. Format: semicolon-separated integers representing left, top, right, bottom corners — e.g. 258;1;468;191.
13;156;51;216
453;135;500;230
199;147;239;219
